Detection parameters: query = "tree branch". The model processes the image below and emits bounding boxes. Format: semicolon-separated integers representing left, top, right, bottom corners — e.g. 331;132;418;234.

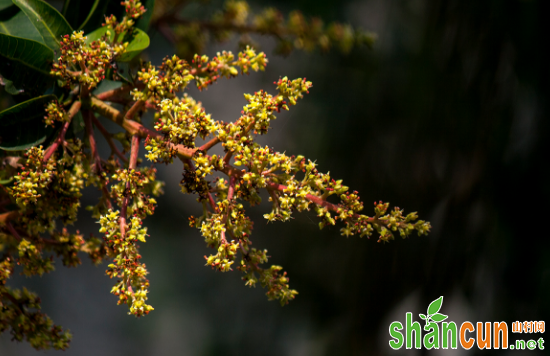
90;98;394;230
89;97;196;159
96;84;137;102
199;137;220;152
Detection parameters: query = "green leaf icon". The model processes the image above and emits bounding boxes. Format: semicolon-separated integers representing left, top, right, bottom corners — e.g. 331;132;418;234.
427;296;443;316
430;313;448;322
419;314;426;320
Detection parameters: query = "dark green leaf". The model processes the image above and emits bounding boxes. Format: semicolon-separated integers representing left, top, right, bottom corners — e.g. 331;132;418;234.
0;5;44;44
430;313;448;322
117;28;149;62
80;0;113;34
78;0;111;32
0;94;56;151
0;0;12;11
135;0;155;32
12;0;73;50
427;296;443;316
0;33;54;96
62;0;95;30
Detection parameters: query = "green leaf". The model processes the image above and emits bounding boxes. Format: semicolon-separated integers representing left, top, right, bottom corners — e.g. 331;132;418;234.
0;4;44;44
0;32;54;96
117;28;149;62
135;0;155;32
80;0;113;34
12;0;73;50
77;0;111;32
0;95;56;151
0;0;12;11
62;0;94;30
419;314;426;320
427;296;444;316
430;313;448;322
85;25;114;44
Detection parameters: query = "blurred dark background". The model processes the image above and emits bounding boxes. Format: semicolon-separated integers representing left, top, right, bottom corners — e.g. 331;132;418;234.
1;0;549;355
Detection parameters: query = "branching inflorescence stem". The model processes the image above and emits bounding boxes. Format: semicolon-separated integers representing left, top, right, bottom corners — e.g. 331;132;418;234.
0;3;429;348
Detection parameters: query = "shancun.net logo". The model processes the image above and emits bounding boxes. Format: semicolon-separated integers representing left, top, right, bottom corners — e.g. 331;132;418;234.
388;296;545;351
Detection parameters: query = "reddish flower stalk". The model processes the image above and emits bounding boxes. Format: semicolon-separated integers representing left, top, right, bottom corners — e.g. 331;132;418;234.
90;97;196;159
0;211;19;225
43;101;82;162
5;222;21;241
119;135;140;238
90;91;412;236
199;137;220;152
96;84;138;101
125;100;145;121
83;111;100;171
84;110;113;210
227;175;236;202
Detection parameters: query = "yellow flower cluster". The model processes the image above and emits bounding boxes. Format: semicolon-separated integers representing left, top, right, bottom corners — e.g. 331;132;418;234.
51;31;126;88
44;101;68;126
9;147;54;205
100;210;153;317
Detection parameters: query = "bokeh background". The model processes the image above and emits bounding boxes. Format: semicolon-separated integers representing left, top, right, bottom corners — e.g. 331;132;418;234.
1;0;549;355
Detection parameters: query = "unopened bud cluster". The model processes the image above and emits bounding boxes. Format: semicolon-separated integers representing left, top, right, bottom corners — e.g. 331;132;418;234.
169;0;377;58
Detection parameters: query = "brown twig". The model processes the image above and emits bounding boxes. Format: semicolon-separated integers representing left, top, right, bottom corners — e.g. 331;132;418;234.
125;100;145;121
199;137;220;152
96;84;139;102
